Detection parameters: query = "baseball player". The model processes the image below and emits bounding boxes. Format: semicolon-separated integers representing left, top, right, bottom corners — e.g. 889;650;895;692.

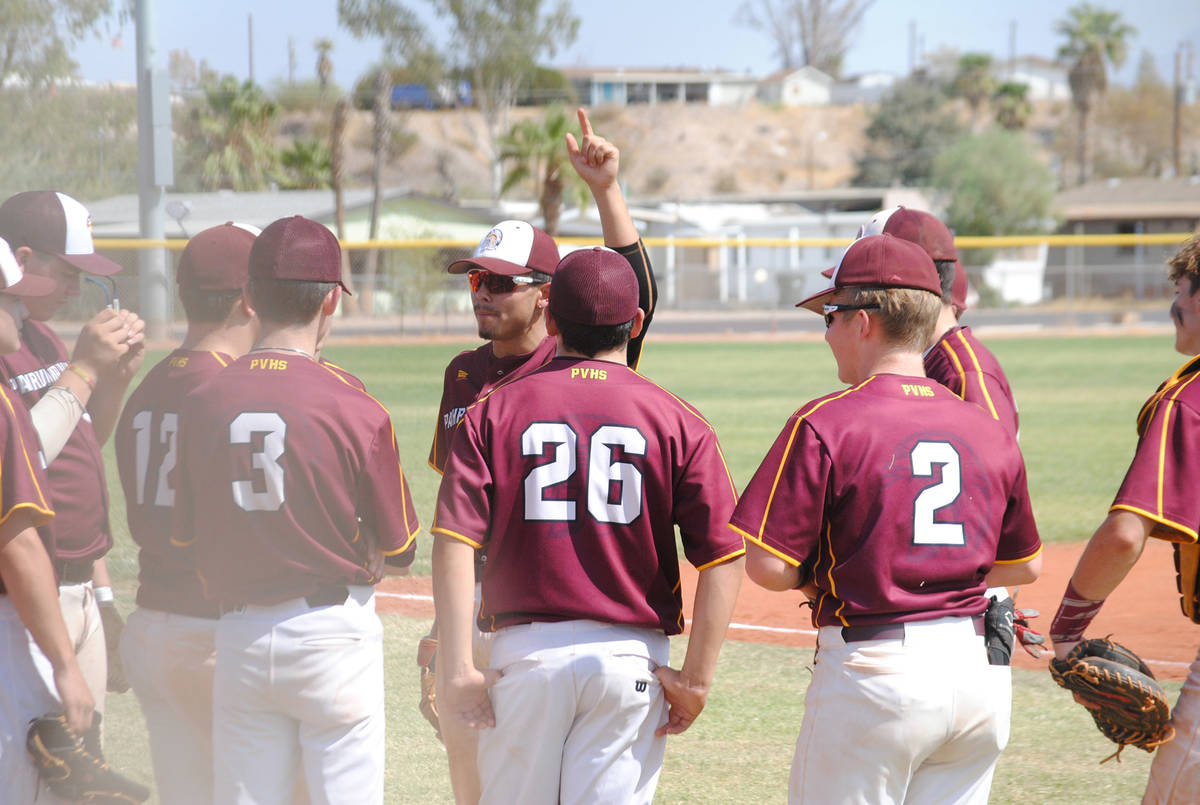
113;222;260;805
172;215;419;805
1049;233;1200;804
0;190;147;725
432;247;744;805
0;236;95;803
731;233;1043;804
426;107;656;804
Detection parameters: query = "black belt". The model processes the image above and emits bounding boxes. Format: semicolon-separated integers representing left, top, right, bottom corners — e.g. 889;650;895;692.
219;585;350;616
54;559;94;585
841;615;985;643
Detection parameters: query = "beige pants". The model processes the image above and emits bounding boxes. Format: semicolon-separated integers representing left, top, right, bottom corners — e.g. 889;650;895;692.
27;582;106;720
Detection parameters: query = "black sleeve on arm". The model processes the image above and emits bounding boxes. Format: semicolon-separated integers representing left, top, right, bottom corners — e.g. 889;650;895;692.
616;239;657;370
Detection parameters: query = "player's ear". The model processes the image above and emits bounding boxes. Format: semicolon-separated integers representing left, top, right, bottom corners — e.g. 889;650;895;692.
13;246;37;271
321;285;341;316
629;308;645;339
536;283;550;309
240;285;257;319
545;310;559;337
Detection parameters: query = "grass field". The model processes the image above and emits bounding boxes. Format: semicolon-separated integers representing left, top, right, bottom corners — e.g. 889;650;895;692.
97;333;1188;803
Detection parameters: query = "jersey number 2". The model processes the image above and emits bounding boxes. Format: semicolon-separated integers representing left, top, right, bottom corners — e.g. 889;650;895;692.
521;422;647;525
130;410;178;507
911;441;965;545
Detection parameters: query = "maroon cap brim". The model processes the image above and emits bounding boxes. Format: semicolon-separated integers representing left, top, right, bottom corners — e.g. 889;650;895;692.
447;256;537;276
820;266;835;279
60;251;122;276
3;272;57;298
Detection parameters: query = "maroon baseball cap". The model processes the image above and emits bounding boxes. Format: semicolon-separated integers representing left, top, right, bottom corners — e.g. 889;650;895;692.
859;206;957;262
0;238;56;298
549;247;638;326
177;222;260;291
447;220;559;276
797;234;941;313
951;259;969;310
249;216;351;294
0;191;122;276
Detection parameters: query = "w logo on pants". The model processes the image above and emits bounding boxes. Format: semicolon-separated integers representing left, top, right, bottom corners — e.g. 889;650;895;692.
635;680;648;693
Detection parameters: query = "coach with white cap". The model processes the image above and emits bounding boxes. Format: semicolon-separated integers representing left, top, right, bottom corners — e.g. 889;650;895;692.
0;189;148;724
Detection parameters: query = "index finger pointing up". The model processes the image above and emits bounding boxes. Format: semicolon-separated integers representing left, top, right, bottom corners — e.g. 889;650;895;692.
576;107;593;137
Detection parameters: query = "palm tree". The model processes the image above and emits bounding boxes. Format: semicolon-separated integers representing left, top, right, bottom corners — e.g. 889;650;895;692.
315;38;334;92
362;69;392;314
952;53;996;130
330;96;359;314
1055;3;1136;185
499;106;585;237
993;82;1033;131
190;76;280;190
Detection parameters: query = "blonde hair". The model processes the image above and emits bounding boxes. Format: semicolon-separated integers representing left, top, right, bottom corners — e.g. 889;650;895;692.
1167;233;1200;293
841;286;941;351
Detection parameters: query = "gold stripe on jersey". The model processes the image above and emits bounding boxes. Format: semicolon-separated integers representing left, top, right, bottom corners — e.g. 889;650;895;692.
951;330;1001;420
731;525;803;566
210;351;229;368
430;525;483;550
820;521;851;627
0;386;52;519
695;546;746;572
1110;504;1199;543
753;377;877;542
993;543;1044;565
1135;355;1200;434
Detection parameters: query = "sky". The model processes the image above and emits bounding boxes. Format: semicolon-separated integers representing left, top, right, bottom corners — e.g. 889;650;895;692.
71;0;1200;89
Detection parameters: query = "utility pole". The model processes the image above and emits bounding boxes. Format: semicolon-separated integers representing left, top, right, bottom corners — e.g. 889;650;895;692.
248;13;255;83
135;0;173;339
1176;42;1196;177
1008;20;1017;79
288;37;296;85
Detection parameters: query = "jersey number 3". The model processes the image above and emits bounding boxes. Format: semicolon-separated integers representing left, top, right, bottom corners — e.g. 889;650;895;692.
230;412;287;512
521;422;647;525
911;441;965;545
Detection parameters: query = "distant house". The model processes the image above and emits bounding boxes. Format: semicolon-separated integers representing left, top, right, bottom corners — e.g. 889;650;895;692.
1001;56;1071;102
1046;176;1200;298
831;71;897;105
561;67;759;107
756;66;833;106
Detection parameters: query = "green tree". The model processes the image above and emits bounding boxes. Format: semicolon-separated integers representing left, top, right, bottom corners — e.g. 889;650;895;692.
951;53;996;129
339;0;579;200
1095;50;1173;176
280;138;332;189
181;76;281;191
1;0;117;86
932;130;1055;247
499;106;586;237
992;81;1033;130
852;78;963;187
1055;3;1136;185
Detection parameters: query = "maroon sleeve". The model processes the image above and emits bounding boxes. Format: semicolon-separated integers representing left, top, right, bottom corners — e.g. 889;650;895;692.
431;409;492;549
673;418;743;569
996;459;1042;563
1111;380;1200;542
925;328;1019;439
359;417;420;566
728;407;829;566
0;387;54;538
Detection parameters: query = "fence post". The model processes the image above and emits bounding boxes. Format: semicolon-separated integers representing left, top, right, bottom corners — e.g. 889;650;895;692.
736;232;747;303
665;235;677;307
718;236;729;305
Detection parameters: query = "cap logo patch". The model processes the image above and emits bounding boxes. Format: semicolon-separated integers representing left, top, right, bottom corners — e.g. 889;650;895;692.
478;228;503;255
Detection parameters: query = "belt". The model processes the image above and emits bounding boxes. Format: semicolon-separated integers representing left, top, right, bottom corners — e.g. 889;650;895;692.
841;615;985;643
219;585;350;616
54;559;94;585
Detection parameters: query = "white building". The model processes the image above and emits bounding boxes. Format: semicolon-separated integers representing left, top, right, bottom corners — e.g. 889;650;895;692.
756;66;833;106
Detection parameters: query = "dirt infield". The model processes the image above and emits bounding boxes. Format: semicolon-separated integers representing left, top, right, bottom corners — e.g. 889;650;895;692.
377;539;1196;681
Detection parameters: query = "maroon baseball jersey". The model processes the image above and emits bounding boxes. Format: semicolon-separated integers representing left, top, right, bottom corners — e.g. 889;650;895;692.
432;356;744;635
0;320;110;562
924;325;1019;438
115;349;233;618
0;384;56;595
730;374;1041;629
1109;354;1200;542
172;351;420;605
319;357;367;391
429;239;657;473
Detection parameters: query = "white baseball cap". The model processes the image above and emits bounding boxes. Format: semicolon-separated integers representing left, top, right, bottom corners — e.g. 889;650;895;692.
0;190;122;276
446;220;559;276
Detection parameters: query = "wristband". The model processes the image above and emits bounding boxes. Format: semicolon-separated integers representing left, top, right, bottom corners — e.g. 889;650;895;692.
1049;580;1104;644
93;585;114;604
65;363;96;391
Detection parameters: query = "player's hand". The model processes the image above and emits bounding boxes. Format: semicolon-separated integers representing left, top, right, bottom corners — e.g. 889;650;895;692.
70;308;135;378
1052;637;1081;662
53;661;95;734
109;311;147;384
443;667;500;730
565;108;619;191
654;666;709;736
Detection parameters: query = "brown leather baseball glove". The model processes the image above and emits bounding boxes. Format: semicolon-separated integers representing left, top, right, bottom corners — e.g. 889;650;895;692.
26;712;150;803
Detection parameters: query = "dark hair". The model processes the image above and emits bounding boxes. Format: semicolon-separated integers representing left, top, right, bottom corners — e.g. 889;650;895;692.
178;287;244;324
246;276;336;325
933;259;956;302
554;316;635;357
1167;234;1200;295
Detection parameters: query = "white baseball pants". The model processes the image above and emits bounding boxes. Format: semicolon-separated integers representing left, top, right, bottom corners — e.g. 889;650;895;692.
120;606;217;805
478;619;670;805
212;585;383;805
790;616;1011;805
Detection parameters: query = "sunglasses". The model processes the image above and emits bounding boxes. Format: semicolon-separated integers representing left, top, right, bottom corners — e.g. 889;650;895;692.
467;269;546;295
822;302;880;328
